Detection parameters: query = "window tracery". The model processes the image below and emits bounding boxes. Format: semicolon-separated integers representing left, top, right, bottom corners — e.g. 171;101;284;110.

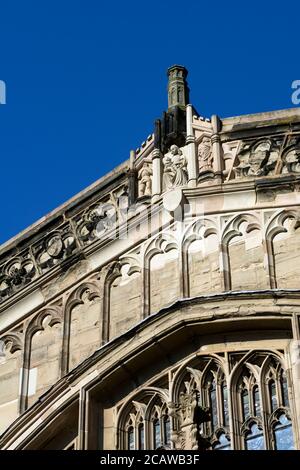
118;352;295;450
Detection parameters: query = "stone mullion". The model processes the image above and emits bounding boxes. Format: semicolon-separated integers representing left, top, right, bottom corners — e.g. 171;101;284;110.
260;371;272;450
216;381;223;430
227;373;240;450
144;418;151;450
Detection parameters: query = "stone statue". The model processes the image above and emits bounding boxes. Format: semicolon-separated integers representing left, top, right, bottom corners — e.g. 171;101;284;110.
138;163;152;196
163;145;188;190
198;137;213;172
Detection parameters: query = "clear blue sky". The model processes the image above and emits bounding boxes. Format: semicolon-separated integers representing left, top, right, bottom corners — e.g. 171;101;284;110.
0;0;299;244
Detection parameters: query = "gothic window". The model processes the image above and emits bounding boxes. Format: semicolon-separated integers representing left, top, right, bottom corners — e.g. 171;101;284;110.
214;432;231;450
162;414;171;447
273;413;294;450
253;385;261;417
119;394;170;450
241;388;250;421
221;382;229;427
269;380;278;412
152;415;161;449
127;425;134;450
208;376;218;431
280;371;289;407
235;354;295;450
138;421;144;450
245;423;265;450
118;352;295;450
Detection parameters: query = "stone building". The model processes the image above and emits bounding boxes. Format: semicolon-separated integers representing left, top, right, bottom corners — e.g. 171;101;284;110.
0;65;300;450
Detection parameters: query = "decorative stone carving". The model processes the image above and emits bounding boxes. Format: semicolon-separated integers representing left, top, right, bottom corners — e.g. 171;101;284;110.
77;204;114;242
76;186;128;243
169;388;210;450
36;229;77;271
234;139;279;178
0;182;131;305
198;136;213;173
0;255;36;301
163;145;188;190
138;163;152;197
282;145;300;174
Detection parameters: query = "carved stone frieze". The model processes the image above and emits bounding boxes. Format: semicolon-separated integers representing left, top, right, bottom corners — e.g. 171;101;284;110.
34;226;77;272
233;138;280;178
0;183;129;304
75;185;128;243
282;144;300;174
0;252;36;302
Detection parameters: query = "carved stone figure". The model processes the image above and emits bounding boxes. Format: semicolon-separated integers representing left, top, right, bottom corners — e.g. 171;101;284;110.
282;146;300;174
163;145;188;190
198;137;213;172
169;389;210;450
234;139;279;178
138;163;152;196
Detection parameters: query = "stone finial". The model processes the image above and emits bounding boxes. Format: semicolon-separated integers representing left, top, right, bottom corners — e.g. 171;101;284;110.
167;65;189;109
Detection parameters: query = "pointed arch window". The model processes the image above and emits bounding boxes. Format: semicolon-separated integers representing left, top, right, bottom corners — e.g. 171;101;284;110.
138;422;144;450
245;423;265;450
269;380;278;412
127;426;134;450
221;382;229;427
274;413;294;450
214;432;231;450
209;377;218;431
241;388;250;421
280;372;289;407
253;385;261;417
153;417;161;449
163;414;171;447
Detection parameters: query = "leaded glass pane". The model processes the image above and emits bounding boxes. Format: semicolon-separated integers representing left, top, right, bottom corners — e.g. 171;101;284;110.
253;386;261;417
242;389;250;421
274;414;295;450
215;433;231;450
153;419;161;449
281;374;289;407
222;384;229;426
210;379;218;430
269;380;277;412
163;416;171;446
138;423;144;450
245;424;264;450
128;427;134;450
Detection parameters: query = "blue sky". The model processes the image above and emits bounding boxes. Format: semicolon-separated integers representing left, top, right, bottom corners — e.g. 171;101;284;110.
0;0;299;244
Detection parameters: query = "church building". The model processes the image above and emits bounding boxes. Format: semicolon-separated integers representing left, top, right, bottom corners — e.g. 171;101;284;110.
0;66;300;450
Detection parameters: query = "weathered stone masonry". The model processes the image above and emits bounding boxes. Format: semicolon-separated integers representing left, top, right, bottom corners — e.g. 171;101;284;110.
0;66;300;450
